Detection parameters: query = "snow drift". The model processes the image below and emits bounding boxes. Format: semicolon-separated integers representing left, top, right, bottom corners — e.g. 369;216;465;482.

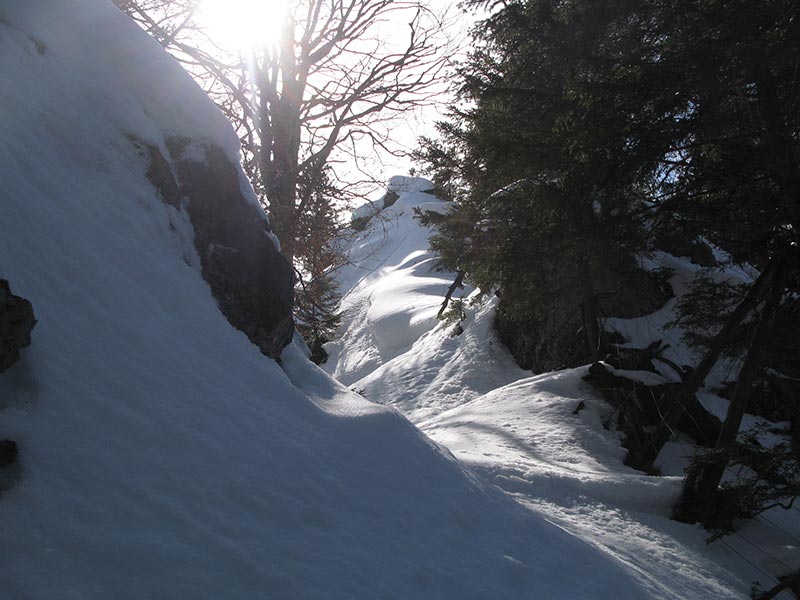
0;1;666;598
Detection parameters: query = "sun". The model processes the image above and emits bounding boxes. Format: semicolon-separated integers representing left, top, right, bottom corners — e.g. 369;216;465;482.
198;0;286;52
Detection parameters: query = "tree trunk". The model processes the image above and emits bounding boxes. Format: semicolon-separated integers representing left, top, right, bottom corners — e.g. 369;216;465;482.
437;270;466;319
256;38;304;266
673;256;787;525
259;130;300;264
633;257;780;470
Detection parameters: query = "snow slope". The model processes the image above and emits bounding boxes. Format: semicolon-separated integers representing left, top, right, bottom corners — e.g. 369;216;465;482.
325;181;800;598
0;2;677;598
326;189;527;422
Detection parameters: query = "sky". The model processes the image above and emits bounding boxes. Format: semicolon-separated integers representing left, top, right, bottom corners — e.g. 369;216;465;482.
190;0;479;197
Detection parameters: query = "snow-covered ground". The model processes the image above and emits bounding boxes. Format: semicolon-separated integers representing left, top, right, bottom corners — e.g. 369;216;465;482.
0;2;707;598
325;182;800;598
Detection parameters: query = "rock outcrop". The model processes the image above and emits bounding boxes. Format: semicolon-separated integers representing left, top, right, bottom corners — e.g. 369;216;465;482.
143;139;294;360
0;280;36;373
0;440;18;469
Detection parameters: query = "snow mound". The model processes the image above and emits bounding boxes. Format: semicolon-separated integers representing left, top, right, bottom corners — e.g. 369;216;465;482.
328;187;452;385
351;176;437;223
0;3;666;598
388;175;435;194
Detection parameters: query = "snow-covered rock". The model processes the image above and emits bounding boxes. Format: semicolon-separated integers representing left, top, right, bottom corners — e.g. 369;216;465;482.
158;137;294;358
388;175;436;195
351;175;437;225
1;1;294;359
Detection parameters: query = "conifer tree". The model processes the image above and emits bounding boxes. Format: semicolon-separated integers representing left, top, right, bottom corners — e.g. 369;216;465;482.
419;0;672;370
422;0;800;525
292;171;345;363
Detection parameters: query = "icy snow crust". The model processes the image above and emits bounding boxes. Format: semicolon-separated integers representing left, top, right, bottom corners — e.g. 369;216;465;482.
0;3;667;598
325;182;799;598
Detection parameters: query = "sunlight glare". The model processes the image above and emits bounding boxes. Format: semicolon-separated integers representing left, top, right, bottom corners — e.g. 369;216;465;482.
198;0;286;51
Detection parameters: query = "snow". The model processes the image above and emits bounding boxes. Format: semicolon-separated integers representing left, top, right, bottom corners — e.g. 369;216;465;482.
604;252;752;391
351;199;381;222
327;189;457;386
0;3;702;598
419;370;745;599
387;175;435;194
351;176;436;223
325;181;800;597
0;0;266;219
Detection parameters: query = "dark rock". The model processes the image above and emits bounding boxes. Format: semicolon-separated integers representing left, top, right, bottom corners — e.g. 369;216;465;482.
690;242;716;267
653;229;717;267
382;190;400;209
0;280;36;373
653;227;696;258
0;440;18;468
141;138;294;359
171;138;295;359
720;370;800;444
141;142;181;209
351;216;371;232
307;336;329;365
716;301;800;442
604;346;656;373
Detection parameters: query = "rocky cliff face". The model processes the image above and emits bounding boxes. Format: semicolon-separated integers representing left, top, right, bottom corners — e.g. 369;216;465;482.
1;1;294;363
144;139;294;359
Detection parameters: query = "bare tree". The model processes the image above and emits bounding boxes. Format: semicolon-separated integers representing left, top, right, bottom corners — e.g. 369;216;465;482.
254;0;448;260
113;0;451;352
112;0;201;46
114;0;451;262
